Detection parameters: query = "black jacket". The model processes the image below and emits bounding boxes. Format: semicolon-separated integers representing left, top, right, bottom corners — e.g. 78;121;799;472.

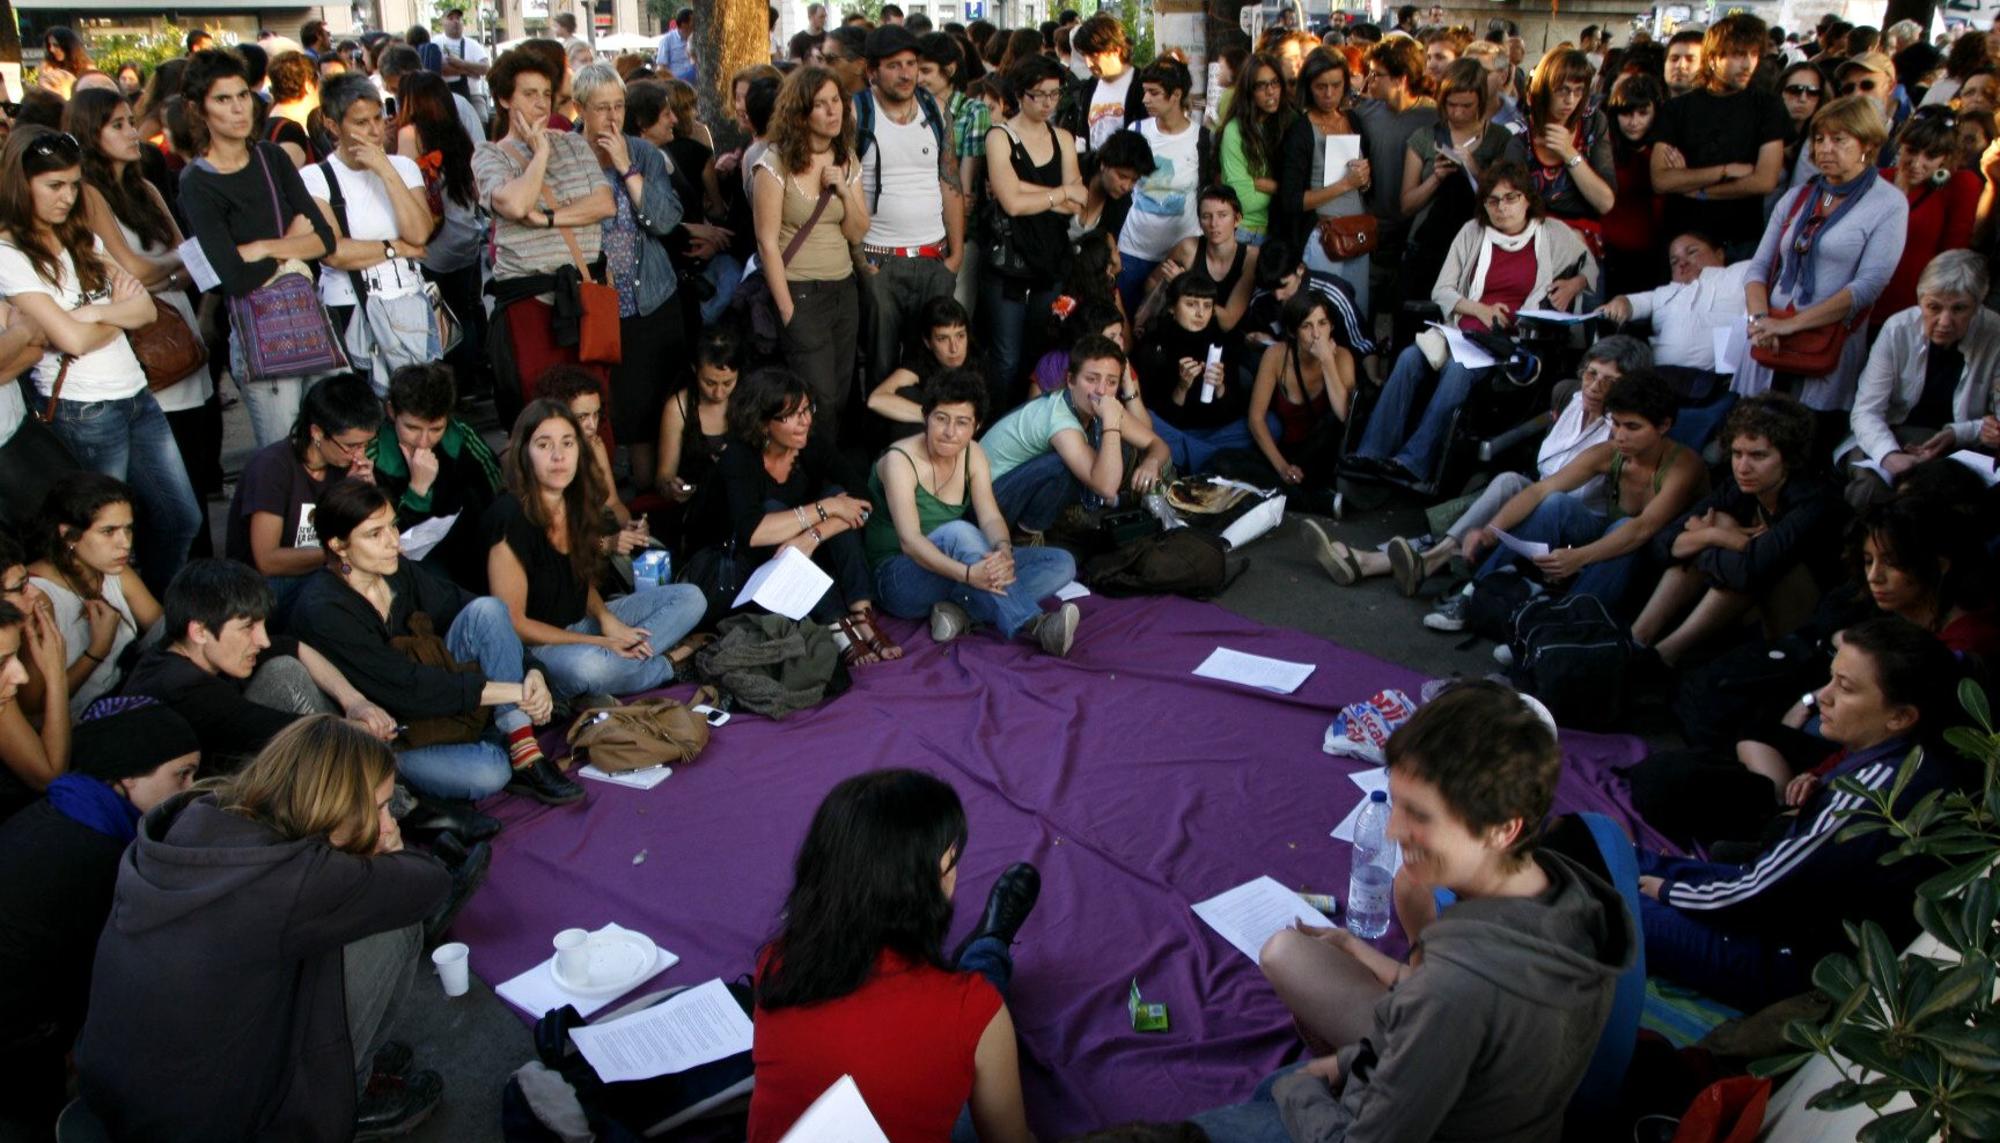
119;641;305;773
77;791;447;1143
1056;72;1148;152
1272;112;1374;256
1649;475;1844;595
289;564;488;720
0;798;127;1049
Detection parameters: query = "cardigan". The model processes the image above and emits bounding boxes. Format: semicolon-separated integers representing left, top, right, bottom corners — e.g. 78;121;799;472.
1844;304;2000;461
1430;216;1599;319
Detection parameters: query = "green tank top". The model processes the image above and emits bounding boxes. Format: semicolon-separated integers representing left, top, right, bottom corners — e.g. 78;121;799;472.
1606;439;1681;522
865;446;972;567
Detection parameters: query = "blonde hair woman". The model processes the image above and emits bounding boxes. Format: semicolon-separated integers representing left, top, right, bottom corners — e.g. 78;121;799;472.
77;717;452;1141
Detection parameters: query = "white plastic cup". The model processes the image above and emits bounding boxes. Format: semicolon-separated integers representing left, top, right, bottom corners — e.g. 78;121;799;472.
432;942;470;997
554;928;592;985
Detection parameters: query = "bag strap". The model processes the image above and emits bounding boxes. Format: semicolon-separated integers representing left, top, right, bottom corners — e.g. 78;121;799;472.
535;179;600;283
781;184;835;267
36;358;74;424
318;159;374;311
254;146;285;241
1767;187;1814;283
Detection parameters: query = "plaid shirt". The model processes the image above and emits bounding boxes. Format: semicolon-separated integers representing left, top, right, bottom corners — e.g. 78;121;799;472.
951;92;991;161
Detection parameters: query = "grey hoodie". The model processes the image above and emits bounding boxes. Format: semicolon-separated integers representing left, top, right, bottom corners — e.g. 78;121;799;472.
1275;851;1635;1143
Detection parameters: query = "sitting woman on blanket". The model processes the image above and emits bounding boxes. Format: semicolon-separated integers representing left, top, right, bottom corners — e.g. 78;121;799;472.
291;479;575;806
867;296;979;426
1316;335;1644;595
1248;682;1633;1141
485;399;708;706
714;367;902;664
1346;160;1597;488
1025;301;1150;428
748;768;1040;1143
867;369;1082;657
1237;289;1355;503
538;366;650;559
1631;394;1844;670
1636;616;1964;1013
28;473;163;718
77;717;453;1142
1130;274;1250;473
655;325;743;550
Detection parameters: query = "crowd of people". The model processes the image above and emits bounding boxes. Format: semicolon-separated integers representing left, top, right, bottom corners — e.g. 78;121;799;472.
0;4;1997;1141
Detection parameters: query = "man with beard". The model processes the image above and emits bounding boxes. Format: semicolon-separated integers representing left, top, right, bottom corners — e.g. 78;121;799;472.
1652;13;1791;258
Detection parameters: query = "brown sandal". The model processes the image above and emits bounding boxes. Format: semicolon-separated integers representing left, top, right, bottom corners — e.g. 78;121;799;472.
838;608;903;666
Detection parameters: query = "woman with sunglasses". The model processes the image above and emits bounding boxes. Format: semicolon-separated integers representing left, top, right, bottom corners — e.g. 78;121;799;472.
1771;62;1826;211
177;49;337;449
1600;72;1668;298
1876;109;1981;331
0;125;203;596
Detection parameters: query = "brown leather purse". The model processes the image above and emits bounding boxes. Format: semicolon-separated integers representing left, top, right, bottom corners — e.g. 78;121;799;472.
1315;214;1379;260
541;184;623;365
127;297;208;391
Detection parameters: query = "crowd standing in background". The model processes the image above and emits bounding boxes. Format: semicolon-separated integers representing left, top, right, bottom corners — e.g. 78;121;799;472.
0;6;1998;1141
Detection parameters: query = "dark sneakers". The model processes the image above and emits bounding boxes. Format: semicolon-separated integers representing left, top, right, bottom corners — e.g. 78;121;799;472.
354;1068;444;1140
506;756;585;805
951;862;1041;964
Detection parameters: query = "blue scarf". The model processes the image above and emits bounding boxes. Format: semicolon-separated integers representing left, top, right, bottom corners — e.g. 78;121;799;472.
1777;168;1879;305
46;773;141;842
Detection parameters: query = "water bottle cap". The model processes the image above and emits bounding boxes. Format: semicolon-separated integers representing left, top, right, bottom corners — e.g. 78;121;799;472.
1369;790;1387;802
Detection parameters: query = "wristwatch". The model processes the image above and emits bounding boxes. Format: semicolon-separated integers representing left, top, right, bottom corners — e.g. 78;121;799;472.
541;207;556;228
381;240;396;261
1563;153;1584;169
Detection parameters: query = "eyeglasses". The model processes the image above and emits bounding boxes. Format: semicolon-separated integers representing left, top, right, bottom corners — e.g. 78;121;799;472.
1022;86;1062;103
774;404;816;424
1782;83;1823;98
1251;78;1283;91
0;576;27;595
322;434;372;459
1485;190;1526;207
1839;78;1883;94
1580;367;1618;391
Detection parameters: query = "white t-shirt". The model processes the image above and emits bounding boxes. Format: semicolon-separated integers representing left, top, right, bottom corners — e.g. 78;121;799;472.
1086;69;1136;152
1118;117;1202;262
32;571;138;718
451;94;486;148
437;34;491;100
299;155;429;307
862;105;947;248
0;237;147;404
0;377;25;445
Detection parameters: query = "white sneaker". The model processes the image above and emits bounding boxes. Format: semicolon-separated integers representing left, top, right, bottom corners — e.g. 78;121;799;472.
930;601;972;643
1492;643;1515;667
1030;602;1079;657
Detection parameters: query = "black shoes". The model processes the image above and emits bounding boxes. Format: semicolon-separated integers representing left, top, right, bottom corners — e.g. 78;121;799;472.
402;796;503;844
952;862;1041;964
423;839;492;947
506;757;586;805
354;1067;444;1140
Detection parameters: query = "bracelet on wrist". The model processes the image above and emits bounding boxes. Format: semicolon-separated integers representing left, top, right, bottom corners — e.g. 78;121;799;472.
964;562;974;583
808;526;824;544
82;650;104;664
816;502;828;522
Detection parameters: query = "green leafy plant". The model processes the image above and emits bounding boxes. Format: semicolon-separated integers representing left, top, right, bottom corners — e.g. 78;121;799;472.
80;25;232;82
1752;680;2000;1143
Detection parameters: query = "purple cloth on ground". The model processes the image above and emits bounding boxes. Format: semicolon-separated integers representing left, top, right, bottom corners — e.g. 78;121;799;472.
465;595;1667;1136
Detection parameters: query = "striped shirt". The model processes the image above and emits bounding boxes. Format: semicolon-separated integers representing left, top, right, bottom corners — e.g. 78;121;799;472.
471;131;604;282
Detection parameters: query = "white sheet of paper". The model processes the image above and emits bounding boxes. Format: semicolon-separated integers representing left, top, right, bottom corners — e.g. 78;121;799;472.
1054;581;1091;601
177;237;221;293
1322;134;1362;186
1427;322;1497;369
1219;494;1285;550
567;977;753;1082
778;1075;891;1143
1514;308;1591;324
1192;647;1316;694
1712;317;1750;375
1193;875;1337;961
1489;526;1550;559
733;545;833;621
1948;450;2000;486
578;763;673;790
1349;767;1389;794
494;924;680;1018
398;511;461;562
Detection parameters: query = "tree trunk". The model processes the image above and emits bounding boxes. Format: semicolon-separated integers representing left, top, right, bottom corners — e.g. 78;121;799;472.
694;0;767;151
0;0;20;66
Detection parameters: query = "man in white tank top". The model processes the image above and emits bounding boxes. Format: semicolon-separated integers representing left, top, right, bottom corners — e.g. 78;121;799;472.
856;24;965;386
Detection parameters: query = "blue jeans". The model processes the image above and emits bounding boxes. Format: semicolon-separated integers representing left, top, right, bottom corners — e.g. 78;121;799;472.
44;390;201;595
1150;416;1264;474
1303;237;1371;317
700;254;743;327
1354;345;1489;482
1188;1064;1303;1143
1636;850;1804;1012
947;935;1015;1143
978;277;1058;407
396;737;513;800
393;595;542;799
1114;254;1159;315
873;521;1078;638
1474;491;1640;611
990;451;1087;533
527;585;707;700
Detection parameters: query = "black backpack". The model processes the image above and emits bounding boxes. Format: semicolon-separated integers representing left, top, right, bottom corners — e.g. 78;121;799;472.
1506;594;1630;731
1463;569;1536;643
1083;528;1233;598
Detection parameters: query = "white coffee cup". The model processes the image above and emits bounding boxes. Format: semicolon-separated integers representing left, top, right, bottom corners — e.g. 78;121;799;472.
432;942;470;997
554;928;592;985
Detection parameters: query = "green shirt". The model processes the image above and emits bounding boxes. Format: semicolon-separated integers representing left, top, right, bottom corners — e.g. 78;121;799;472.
980;390;1085;481
1218;119;1271;235
864;446;971;567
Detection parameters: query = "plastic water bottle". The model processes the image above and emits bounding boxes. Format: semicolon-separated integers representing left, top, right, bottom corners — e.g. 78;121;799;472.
1347;790;1393;939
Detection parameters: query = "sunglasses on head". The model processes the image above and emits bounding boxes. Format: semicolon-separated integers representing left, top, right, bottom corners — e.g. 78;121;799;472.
1783;83;1822;97
26;131;81;161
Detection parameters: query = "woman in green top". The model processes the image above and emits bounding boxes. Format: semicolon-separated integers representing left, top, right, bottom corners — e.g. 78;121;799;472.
866;369;1082;657
1217;52;1294;241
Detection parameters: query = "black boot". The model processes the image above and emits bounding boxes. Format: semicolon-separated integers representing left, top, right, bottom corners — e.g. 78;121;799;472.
402;795;503;843
506;757;585;805
354;1069;443;1140
951;862;1040;964
424;840;491;947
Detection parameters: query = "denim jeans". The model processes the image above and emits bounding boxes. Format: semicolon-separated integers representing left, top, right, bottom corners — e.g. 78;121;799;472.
990;451;1086;533
527;585;707;700
873;521;1078;638
232;359;306;450
1474;491;1640;611
1355;345;1490;482
1189;1064;1305;1143
947;935;1015;1143
1114;254;1160;316
1149;416;1264;474
44;389;202;595
393;595;538;800
1303;238;1371;317
700;254;743;328
978;277;1059;414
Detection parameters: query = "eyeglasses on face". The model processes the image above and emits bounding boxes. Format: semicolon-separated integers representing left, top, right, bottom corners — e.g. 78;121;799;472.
1022;86;1062;103
1485;190;1526;207
1783;84;1822;98
774;404;816;424
1251;77;1283;91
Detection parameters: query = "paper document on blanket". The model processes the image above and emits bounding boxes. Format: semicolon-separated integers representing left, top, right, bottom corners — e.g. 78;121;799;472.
399;512;460;562
1425;322;1496;369
1193;647;1315;694
568;977;752;1082
778;1075;891;1143
1489;526;1550;559
1514;308;1592;324
1194;876;1336;961
733;545;832;621
1321;134;1361;185
578;763;673;790
1949;450;2000;486
178;238;221;293
1712;318;1750;376
1220;494;1285;550
1054;581;1091;601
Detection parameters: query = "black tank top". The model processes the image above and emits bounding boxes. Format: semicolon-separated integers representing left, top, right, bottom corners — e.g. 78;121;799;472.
995;121;1069;280
1186;240;1248;302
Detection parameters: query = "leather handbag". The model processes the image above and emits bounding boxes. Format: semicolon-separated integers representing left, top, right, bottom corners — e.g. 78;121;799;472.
1749;189;1866;376
128;296;207;391
542;184;622;365
1315;213;1379;260
564;688;719;772
226;148;350;382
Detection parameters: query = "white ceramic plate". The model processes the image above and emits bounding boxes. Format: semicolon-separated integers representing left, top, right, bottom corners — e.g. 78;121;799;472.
549;928;659;997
